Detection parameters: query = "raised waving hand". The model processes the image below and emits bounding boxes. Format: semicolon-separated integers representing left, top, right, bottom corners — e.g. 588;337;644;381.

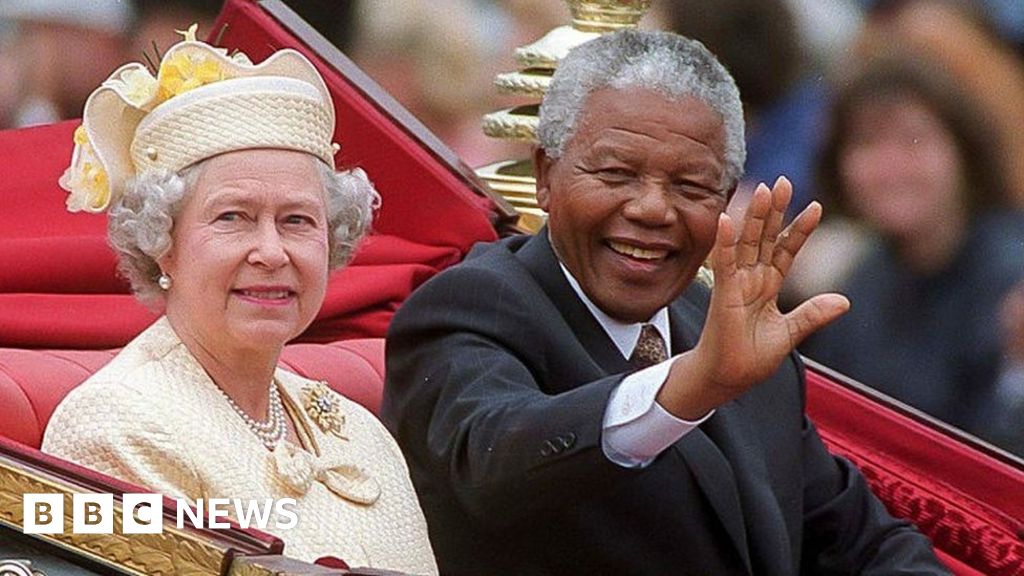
658;177;850;419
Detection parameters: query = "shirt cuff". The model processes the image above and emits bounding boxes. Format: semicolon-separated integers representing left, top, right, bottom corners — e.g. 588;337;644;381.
602;357;714;468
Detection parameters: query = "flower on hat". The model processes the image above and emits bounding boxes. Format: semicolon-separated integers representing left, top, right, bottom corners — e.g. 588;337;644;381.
99;65;159;111
60;23;234;213
157;51;222;100
177;22;200;42
58;22;328;215
121;68;159;108
154;25;254;103
60;126;111;213
157;49;224;101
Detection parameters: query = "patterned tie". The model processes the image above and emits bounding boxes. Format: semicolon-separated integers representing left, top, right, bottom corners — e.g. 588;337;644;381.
630;324;668;369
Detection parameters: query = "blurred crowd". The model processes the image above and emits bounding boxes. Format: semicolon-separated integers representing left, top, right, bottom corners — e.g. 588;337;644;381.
682;0;1024;457
1;0;1022;455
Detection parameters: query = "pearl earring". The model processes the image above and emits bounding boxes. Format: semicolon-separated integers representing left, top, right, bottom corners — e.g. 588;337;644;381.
158;273;172;291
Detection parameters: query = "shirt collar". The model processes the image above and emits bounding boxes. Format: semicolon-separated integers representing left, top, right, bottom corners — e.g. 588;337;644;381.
558;262;671;359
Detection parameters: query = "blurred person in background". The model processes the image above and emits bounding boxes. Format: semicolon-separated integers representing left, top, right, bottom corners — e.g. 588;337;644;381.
0;0;362;129
854;0;1024;207
977;0;1024;53
800;57;1024;456
0;19;19;128
0;0;133;127
348;0;662;168
666;0;830;219
860;0;1024;54
495;0;573;55
785;0;1024;306
784;0;866;72
129;0;220;66
129;0;359;79
350;0;516;167
987;284;1024;455
282;0;360;55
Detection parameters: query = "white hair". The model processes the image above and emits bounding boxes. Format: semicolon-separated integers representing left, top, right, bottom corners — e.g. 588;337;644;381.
107;158;379;305
537;29;746;188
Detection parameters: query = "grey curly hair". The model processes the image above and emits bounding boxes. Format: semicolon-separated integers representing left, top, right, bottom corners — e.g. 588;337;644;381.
537;29;746;189
108;158;380;305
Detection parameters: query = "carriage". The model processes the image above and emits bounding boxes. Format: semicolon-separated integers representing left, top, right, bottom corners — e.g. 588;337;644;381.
0;1;1021;574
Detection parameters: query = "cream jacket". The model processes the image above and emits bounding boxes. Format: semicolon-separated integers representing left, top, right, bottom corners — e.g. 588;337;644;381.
43;317;437;575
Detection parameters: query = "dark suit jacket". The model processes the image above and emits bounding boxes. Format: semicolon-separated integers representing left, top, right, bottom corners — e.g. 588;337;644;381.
383;232;948;576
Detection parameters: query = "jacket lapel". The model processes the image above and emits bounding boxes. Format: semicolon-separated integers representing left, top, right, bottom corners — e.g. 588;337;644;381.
518;231;633;377
521;232;752;571
670;293;753;574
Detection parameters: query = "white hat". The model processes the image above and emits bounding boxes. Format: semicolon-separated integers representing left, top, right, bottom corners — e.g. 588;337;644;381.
60;25;337;213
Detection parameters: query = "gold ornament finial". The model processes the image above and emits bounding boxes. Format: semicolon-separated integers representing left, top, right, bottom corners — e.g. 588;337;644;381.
567;0;653;33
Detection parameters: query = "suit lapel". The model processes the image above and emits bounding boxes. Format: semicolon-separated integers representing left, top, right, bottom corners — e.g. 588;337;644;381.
521;233;752;571
518;231;633;377
670;294;753;574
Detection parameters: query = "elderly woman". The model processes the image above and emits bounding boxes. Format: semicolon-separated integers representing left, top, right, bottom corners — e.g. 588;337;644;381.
42;28;438;574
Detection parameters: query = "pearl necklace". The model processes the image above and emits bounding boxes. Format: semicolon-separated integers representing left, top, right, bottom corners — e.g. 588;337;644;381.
219;380;286;450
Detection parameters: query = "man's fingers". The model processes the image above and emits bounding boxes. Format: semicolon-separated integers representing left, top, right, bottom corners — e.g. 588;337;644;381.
771;201;822;279
759;177;792;265
711;212;737;280
737;184;770;267
770;176;793;210
786;293;850;346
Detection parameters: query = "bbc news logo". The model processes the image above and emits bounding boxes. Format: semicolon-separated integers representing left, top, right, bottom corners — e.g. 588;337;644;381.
22;494;298;534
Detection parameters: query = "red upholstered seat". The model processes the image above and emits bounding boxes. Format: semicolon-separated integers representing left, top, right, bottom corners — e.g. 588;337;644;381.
806;362;1024;576
0;338;386;449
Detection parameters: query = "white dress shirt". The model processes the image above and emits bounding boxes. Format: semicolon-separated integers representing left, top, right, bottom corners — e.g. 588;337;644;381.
559;265;714;468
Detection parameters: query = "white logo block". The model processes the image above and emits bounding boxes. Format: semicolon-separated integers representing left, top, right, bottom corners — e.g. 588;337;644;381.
122;493;164;534
72;493;113;534
23;493;64;534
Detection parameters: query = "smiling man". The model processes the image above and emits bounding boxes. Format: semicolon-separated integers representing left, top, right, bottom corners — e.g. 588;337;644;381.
383;30;949;575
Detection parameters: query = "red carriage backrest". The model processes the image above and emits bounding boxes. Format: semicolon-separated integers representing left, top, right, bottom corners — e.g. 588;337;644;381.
805;362;1024;575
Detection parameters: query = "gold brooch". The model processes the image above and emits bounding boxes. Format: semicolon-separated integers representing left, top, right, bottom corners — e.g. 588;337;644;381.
302;381;347;439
